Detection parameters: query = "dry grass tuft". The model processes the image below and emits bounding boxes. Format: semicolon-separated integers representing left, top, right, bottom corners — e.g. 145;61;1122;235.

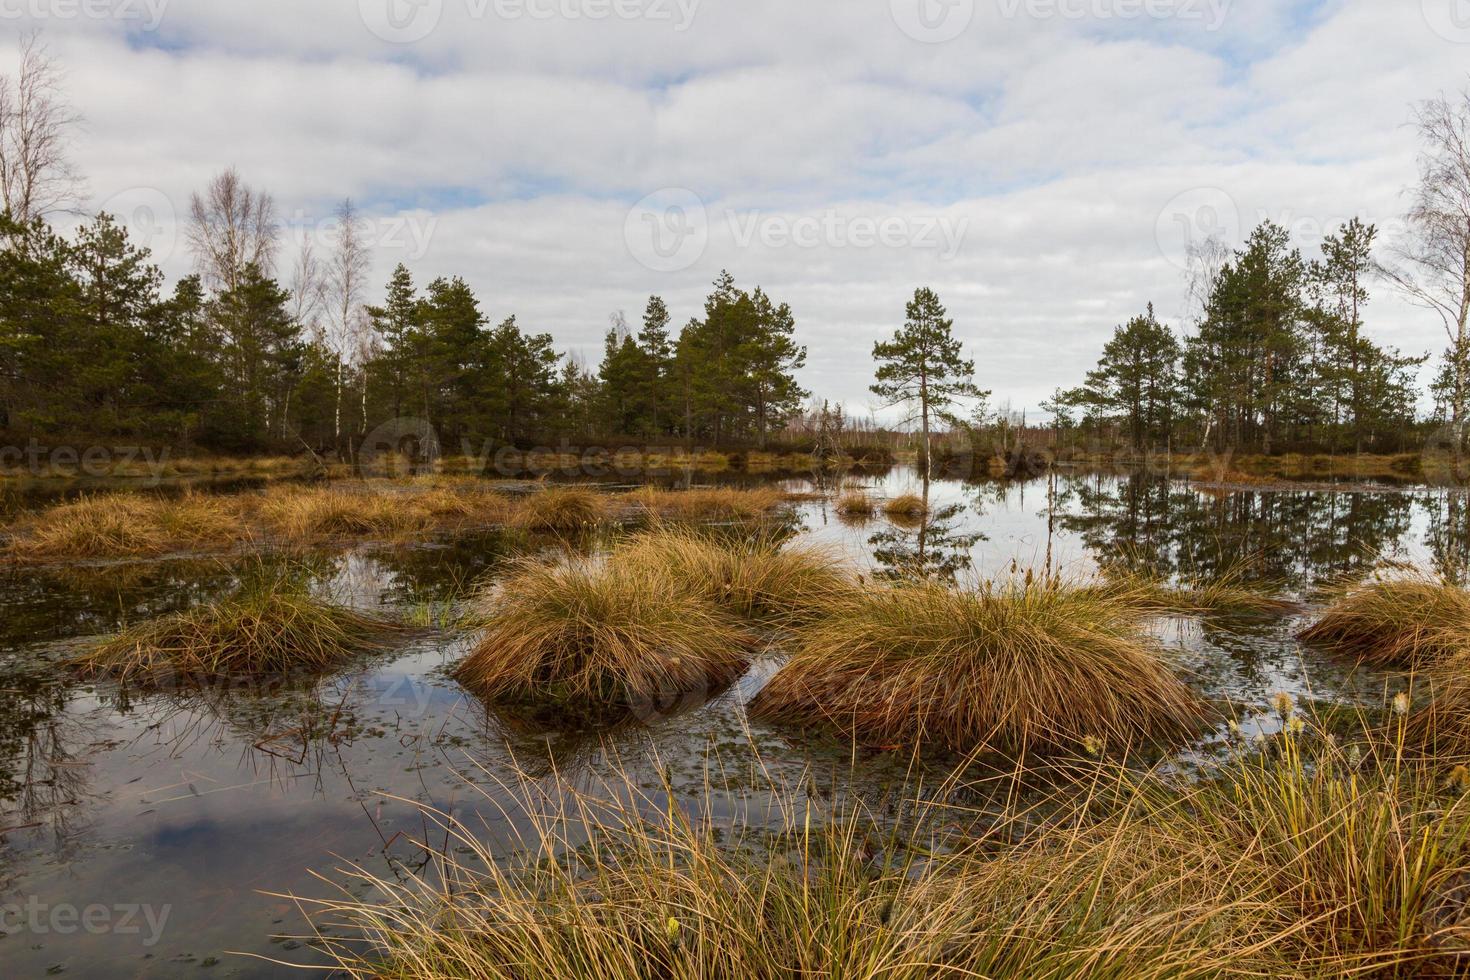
70;572;397;686
625;486;787;522
454;555;754;710
882;493;928;521
294;721;1470;980
1298;574;1470;668
5;492;250;559
835;490;876;519
612;527;859;626
514;486;609;533
753;577;1206;753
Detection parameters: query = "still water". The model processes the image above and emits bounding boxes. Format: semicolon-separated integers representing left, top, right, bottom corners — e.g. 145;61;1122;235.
1;468;1465;977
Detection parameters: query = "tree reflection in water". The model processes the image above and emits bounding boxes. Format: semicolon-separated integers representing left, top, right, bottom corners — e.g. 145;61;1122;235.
1052;471;1424;589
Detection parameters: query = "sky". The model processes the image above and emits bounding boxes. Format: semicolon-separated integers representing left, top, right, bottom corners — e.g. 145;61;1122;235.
5;0;1470;421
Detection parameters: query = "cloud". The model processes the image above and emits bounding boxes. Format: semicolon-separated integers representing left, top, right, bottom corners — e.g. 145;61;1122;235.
6;0;1466;415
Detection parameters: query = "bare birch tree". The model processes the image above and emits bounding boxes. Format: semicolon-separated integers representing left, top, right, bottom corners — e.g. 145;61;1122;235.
186;167;279;292
0;33;83;224
325;199;371;448
1384;86;1470;442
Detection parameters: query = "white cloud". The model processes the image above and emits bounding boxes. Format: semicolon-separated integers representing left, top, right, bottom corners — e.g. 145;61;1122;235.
4;0;1465;416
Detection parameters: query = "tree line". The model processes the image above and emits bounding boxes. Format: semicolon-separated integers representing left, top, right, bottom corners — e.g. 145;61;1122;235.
1;35;1468;462
0;203;810;454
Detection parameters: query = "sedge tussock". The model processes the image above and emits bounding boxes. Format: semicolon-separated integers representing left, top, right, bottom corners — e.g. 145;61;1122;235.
3;483;796;560
835;490;877;519
623;486;787;522
1298;573;1470;668
291;725;1470;979
513;486;609;533
5;491;250;560
70;572;398;686
611;526;859;626
753;577;1206;754
453;555;754;710
882;493;928;521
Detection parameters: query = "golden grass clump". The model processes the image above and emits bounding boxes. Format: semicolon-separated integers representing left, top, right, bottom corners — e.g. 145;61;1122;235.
1298;575;1470;668
753;577;1206;753
70;574;397;686
256;487;421;541
6;493;165;558
297;723;1470;979
624;486;787;522
882;493;927;521
835;490;876;518
513;486;608;533
5;491;249;559
612;527;859;626
453;556;754;710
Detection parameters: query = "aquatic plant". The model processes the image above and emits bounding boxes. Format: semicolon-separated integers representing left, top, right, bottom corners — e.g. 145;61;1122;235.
295;721;1470;979
454;556;754;710
835;490;876;518
71;572;398;685
1298;574;1470;667
625;486;787;522
5;491;249;559
882;493;928;521
753;577;1206;753
612;526;857;626
513;486;609;533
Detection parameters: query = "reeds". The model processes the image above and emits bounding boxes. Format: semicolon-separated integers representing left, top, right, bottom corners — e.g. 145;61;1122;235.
70;572;398;686
453;556;755;710
627;486;787;522
1298;573;1470;668
5;491;250;559
835;490;876;519
513;486;608;533
612;527;858;625
882;493;927;521
4;483;795;561
294;720;1470;979
753;577;1206;753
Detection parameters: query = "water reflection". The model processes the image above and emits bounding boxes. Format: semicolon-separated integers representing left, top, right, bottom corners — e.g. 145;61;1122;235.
1051;472;1422;588
1;469;1469;975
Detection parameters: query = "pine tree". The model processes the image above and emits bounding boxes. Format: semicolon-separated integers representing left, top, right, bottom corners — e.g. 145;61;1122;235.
871;287;983;473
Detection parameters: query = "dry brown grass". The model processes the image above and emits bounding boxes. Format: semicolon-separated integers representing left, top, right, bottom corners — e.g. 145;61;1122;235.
882;493;928;521
612;526;859;626
296;720;1470;980
511;486;609;533
623;486;787;522
753;576;1206;753
835;490;876;519
454;555;755;711
1298;574;1470;668
70;572;398;686
5;492;252;559
4;482;798;561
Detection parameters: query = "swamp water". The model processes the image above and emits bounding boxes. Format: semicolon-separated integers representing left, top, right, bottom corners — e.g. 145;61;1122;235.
1;468;1466;977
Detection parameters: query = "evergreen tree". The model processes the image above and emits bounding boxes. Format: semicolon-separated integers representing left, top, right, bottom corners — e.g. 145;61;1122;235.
871;287;983;471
